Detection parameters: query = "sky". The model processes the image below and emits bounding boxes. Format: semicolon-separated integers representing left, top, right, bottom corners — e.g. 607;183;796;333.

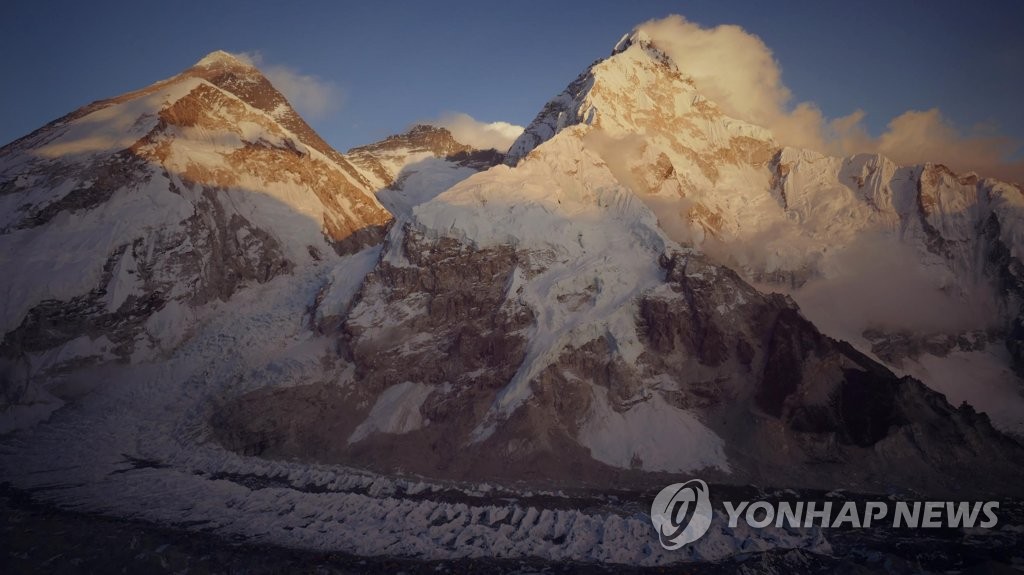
2;1;1023;177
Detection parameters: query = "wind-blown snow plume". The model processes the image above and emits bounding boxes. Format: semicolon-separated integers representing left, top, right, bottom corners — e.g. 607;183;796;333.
233;51;342;118
264;66;340;118
638;15;1024;182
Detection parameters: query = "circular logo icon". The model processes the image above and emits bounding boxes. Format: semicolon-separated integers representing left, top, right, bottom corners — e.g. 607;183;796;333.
650;479;713;549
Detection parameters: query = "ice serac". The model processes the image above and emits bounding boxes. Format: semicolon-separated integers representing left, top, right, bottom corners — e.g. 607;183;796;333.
0;51;391;419
213;31;1024;493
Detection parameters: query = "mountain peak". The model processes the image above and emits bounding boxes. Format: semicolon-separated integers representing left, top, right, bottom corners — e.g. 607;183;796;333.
347;124;470;158
407;123;452;136
178;50;359;170
611;28;653;55
505;27;725;165
192;50;254;70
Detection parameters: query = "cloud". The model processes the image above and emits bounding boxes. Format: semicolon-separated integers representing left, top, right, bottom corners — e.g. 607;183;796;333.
794;232;1000;335
235;51;341;119
843;108;1024;182
637;18;787;126
263;66;340;119
582;131;647;192
427;112;524;151
637;16;1024;182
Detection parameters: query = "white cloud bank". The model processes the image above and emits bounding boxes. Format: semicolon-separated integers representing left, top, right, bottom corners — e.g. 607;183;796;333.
638;15;1024;182
428;112;523;151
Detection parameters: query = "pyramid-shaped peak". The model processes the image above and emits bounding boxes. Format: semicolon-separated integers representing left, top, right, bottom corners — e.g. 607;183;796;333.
192;50;256;70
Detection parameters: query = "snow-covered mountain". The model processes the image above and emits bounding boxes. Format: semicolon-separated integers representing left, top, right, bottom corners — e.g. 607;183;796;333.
0;51;392;423
218;32;1024;494
2;32;1024;568
504;30;1024;437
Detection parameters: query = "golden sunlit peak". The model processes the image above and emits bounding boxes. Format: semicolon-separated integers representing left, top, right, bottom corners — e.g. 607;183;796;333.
192;50;254;70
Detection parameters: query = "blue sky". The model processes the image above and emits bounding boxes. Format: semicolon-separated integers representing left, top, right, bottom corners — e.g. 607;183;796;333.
3;0;1022;162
